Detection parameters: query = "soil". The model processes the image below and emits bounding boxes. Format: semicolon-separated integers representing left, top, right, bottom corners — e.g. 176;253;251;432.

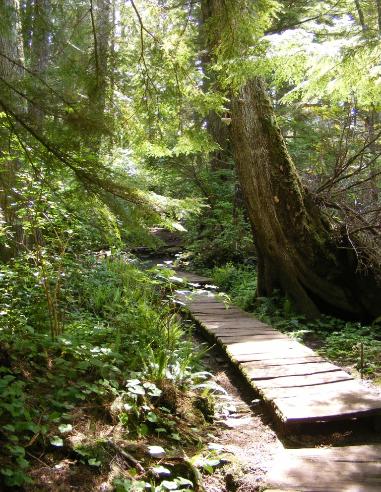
195;339;282;492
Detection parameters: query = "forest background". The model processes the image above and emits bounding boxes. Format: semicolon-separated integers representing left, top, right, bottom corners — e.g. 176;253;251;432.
0;0;380;489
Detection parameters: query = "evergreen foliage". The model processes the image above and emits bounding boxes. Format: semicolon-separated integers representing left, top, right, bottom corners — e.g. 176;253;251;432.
0;0;380;488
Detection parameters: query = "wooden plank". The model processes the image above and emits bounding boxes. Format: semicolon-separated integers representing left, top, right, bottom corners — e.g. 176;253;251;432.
274;387;381;422
192;309;244;316
194;305;254;316
241;361;340;379
203;324;277;333
199;319;273;329
225;340;316;357
205;328;283;337
189;301;232;307
192;314;244;320
263;379;359;400
253;370;353;389
217;330;287;342
237;355;325;366
229;351;321;363
174;271;212;284
188;301;245;309
266;445;381;491
216;334;290;344
287;444;381;460
198;320;283;332
195;314;255;322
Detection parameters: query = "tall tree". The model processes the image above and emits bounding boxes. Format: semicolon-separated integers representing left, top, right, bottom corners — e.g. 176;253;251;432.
88;0;112;137
231;77;381;319
28;0;50;129
195;0;381;319
0;0;26;260
200;0;231;172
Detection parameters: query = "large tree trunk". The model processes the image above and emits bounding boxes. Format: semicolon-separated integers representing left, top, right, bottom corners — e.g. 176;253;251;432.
0;0;26;261
89;0;111;124
230;77;381;320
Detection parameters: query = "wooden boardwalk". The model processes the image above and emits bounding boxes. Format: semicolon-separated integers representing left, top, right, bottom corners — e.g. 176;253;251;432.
265;445;381;491
172;271;381;491
175;280;381;428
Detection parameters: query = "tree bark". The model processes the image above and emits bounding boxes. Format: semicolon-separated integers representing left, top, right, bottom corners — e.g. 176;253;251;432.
0;0;26;261
89;0;111;121
354;0;367;30
376;0;381;34
230;77;381;320
364;108;380;204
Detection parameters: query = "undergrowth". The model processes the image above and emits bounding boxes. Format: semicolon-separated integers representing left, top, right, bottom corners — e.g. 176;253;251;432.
0;255;222;490
210;262;381;383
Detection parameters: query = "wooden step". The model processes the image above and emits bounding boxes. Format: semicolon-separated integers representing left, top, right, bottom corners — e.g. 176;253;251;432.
265;445;381;491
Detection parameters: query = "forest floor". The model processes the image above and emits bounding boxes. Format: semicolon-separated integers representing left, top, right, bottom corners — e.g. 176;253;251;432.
24;335;281;492
17;253;381;491
22;308;381;492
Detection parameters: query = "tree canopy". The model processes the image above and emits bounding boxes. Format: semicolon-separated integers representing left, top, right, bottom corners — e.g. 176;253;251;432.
0;0;380;487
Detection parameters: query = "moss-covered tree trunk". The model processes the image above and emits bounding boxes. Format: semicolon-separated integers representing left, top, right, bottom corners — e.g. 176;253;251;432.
230;78;381;319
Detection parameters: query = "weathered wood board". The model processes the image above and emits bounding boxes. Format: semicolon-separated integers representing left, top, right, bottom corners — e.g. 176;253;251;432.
225;340;316;357
239;355;325;366
241;361;340;379
176;287;381;427
265;445;381;491
262;379;365;398
273;389;381;422
174;271;212;285
253;369;352;389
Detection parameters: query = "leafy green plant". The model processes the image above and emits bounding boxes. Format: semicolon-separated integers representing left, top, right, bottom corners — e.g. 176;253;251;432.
211;262;257;310
0;256;206;487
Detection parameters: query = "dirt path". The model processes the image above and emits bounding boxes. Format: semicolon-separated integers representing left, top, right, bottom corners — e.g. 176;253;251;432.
195;339;282;492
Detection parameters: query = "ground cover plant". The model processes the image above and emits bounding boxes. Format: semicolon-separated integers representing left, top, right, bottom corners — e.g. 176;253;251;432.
0;255;226;489
1;0;381;489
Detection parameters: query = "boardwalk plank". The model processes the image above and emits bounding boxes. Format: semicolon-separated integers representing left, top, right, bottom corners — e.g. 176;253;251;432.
207;326;276;333
225;340;316;356
198;320;272;329
238;355;325;366
263;379;360;399
218;334;290;343
274;388;381;422
174;271;212;284
230;351;322;363
254;370;352;389
266;445;381;491
241;361;340;379
206;328;284;337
